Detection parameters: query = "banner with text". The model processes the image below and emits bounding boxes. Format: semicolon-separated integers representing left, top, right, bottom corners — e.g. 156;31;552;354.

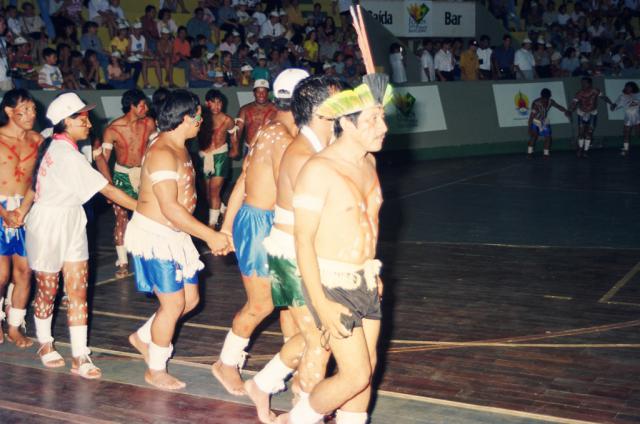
604;79;640;120
492;82;570;128
360;0;475;38
385;85;447;134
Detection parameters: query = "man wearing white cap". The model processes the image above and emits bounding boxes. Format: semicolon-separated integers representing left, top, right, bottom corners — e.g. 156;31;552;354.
213;69;309;398
0;89;42;348
244;74;344;423
260;10;285;49
514;38;536;80
130;21;159;89
235;78;278;153
100;89;156;278
25;93;137;378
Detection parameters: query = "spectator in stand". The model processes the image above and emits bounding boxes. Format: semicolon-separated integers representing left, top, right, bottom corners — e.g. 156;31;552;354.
319;32;339;63
172;26;191;87
342;54;360;85
107;51;134;89
70;51;90;89
286;0;305;30
83;50;106;88
110;22;130;56
477;35;493;79
515;38;536;80
389;43;407;84
323;61;336;76
54;22;79;50
251;53;269;81
534;40;551;78
542;1;557;27
157;27;174;86
187;7;212;41
435;40;455;81
320;17;336;42
219;32;238;55
236;0;253;29
56;43;75;89
420;39;435;82
251;3;268;35
38;47;63;90
141;5;160;51
6;6;22;38
196;34;216;54
160;0;189;14
333;51;345;75
231;43;251;71
238;64;253;87
246;32;259;53
573;56;592;77
560;47;579;76
10;37;38;89
130;22;155;88
88;0;118;38
260;11;285;51
579;31;592;56
20;3;47;64
157;8;178;36
0;17;12;91
557;4;570;26
220;51;237;86
188;45;213;88
80;21;109;77
460;39;480;81
311;2;327;27
493;34;515;79
303;29;320;73
218;0;244;40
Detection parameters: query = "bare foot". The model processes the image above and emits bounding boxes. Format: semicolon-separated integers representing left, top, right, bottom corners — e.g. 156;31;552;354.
38;343;65;368
275;413;290;424
6;325;33;348
129;332;149;364
245;379;276;424
115;265;129;278
145;369;186;390
211;360;245;396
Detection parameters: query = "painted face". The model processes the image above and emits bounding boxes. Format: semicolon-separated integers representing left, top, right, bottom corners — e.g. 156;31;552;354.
134;100;149;118
254;87;269;104
67;112;93;141
9;100;37;131
188;106;203;138
354;106;387;153
207;98;223;114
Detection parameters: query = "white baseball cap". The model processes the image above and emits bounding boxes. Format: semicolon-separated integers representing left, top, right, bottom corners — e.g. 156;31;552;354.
273;68;309;99
253;79;270;90
161;26;172;34
241;64;253;72
215;71;224;77
322;62;334;70
522;38;532;44
13;37;28;46
118;21;130;30
133;22;143;29
46;93;95;126
270;11;280;17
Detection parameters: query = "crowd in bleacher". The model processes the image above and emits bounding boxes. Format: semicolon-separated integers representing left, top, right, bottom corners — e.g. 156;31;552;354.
0;0;367;90
416;0;640;81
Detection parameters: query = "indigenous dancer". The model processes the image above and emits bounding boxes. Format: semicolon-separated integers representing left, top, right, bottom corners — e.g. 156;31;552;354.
26;93;137;378
125;90;229;390
197;90;238;228
212;69;310;397
0;89;42;347
279;79;392;424
236;79;278;154
609;81;640;156
569;77;612;158
100;89;156;277
527;88;570;158
244;75;344;423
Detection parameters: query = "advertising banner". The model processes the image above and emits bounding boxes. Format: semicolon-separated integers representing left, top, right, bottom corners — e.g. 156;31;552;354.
361;0;475;38
492;82;570;128
604;79;640;120
385;85;447;134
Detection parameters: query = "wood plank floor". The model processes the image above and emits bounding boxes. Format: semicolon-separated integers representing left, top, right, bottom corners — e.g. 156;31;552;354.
2;149;640;423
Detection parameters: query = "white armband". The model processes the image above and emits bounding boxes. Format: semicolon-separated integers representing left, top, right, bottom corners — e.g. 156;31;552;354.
234;118;244;125
228;125;239;135
92;148;103;159
102;142;114;150
292;195;324;212
149;170;179;185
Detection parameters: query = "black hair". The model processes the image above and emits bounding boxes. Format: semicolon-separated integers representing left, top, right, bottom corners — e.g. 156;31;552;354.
292;75;343;127
0;89;35;127
541;88;551;98
82;21;98;33
191;45;205;58
177;26;187;34
205;89;225;104
195;7;204;13
198;90;228;150
151;87;170;119
333;111;360;138
503;34;512;41
196;34;207;41
274;98;292;112
626;81;640;93
156;89;200;132
158;8;171;20
582;76;593;86
122;89;148;114
22;2;34;10
43;47;56;58
145;5;156;13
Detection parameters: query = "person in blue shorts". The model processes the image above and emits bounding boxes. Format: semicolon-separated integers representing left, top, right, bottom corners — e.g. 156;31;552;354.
527;88;570;158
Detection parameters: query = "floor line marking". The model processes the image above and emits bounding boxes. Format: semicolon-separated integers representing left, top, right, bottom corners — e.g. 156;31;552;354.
393;164;520;200
0;399;118;424
18;344;597;424
387;343;640;354
459;181;640;196
94;273;134;286
388;240;640;251
599;261;640;303
602;300;640;307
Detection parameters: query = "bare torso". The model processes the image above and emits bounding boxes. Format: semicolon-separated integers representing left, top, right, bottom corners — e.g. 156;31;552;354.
238;102;278;146
136;136;197;229
574;88;601;113
311;152;382;264
104;116;155;167
201;112;233;152
0;130;42;197
244;120;294;210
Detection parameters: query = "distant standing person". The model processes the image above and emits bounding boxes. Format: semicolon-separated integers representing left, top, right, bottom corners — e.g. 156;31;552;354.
609;81;640;156
569;77;612;158
389;43;407;84
492;34;515;80
526;88;570;158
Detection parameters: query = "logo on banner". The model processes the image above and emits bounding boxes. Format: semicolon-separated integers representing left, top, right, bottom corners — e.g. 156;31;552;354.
407;2;429;33
369;9;394;25
393;92;416;117
514;91;529;116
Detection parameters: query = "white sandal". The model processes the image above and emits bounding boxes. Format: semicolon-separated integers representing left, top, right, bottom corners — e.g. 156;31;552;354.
71;355;101;380
37;344;65;368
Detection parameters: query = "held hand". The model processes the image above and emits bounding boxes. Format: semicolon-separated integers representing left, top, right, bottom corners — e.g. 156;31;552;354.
565;110;572;118
206;231;229;255
2;210;22;228
610;104;616;112
317;300;353;340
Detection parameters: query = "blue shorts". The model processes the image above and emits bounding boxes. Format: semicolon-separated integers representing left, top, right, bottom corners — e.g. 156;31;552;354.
531;123;551;137
131;255;199;294
0;197;26;257
232;204;274;278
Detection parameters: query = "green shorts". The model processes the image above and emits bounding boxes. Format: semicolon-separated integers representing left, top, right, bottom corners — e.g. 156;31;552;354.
269;254;306;308
200;151;230;179
113;170;138;200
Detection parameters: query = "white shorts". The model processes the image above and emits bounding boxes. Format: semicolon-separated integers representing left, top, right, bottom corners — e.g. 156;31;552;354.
25;204;89;272
624;107;640;127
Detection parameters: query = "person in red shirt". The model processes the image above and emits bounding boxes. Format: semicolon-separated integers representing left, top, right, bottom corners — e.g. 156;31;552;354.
171;26;191;88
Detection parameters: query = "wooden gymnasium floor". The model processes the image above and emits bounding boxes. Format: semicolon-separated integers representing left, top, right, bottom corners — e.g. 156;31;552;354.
1;148;640;423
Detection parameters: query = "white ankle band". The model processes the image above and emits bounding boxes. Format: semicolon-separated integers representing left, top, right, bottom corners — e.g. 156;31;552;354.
116;245;128;266
7;307;26;328
70;325;90;357
254;353;294;394
219;330;249;367
35;316;54;344
149;341;172;371
335;410;368;424
137;314;156;344
209;209;221;226
289;395;324;424
0;297;4;321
